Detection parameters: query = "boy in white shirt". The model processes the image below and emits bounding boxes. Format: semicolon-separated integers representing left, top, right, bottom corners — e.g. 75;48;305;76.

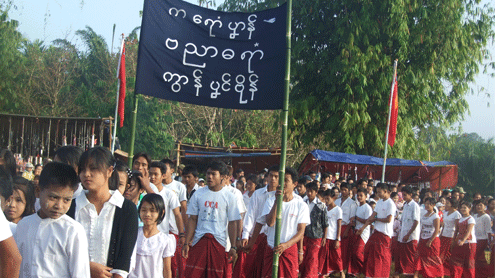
258;167;310;278
14;162;90;278
357;183;396;278
394;186;420;277
348;188;373;276
335;182;357;272
183;160;241;278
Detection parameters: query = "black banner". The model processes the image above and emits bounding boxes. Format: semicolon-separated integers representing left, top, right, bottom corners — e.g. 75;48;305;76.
135;0;287;110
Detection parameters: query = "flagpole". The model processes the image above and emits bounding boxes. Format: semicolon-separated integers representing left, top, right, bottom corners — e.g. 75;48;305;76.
381;59;398;183
111;34;125;154
272;0;292;276
128;93;138;168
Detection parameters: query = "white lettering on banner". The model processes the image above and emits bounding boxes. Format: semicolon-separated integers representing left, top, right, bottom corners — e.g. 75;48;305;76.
235;75;247;104
249;74;258;101
241;50;264;73
169;7;186;18
205;19;222;37
222;49;235;60
163;72;189;93
247;15;257;40
165;38;179;50
210;81;221;98
221;73;231;91
183;43;218;68
193;14;202;24
193;69;203;96
228;22;246;39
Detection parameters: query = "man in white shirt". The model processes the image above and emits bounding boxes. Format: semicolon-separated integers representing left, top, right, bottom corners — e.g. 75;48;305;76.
241;165;279;278
183;160;241;278
181;165;199;202
149;161;186;278
335;182;357;272
258;167;310;278
394;186;420;277
357;183;396;278
15;162;90;278
0;174;21;278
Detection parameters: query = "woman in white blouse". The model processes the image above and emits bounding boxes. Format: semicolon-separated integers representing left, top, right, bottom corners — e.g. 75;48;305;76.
68;147;138;278
473;199;494;278
439;197;461;276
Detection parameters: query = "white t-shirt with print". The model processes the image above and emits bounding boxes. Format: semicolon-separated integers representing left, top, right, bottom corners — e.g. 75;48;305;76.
373;198;397;237
163;180;187;234
260;195;311;248
441;210;461;238
187;187;241;249
420;212;439;239
326;206;343;240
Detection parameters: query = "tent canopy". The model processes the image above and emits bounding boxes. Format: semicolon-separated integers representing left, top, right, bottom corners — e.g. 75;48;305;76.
299;150;458;191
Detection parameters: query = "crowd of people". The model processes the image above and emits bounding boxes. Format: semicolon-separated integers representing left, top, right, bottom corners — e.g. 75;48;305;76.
0;146;493;278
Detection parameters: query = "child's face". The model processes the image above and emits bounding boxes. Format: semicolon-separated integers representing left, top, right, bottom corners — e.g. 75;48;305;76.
79;162;112;191
413;195;420;203
402;192;412;202
117;171;128;195
475;202;486;214
370;202;376;210
124;180;143;204
341;188;349;198
306;189;317;201
140;201;160;225
392;195;399;203
38;185;74;219
459;204;470;216
246;180;257;193
324;195;334;206
149;167;164;186
357;192;366;203
5;189;26;223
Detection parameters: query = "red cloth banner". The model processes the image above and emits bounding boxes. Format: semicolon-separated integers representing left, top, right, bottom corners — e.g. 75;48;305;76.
388;73;398;146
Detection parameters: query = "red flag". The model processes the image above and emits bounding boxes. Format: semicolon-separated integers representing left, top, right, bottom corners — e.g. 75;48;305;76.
388;72;398;146
118;44;126;128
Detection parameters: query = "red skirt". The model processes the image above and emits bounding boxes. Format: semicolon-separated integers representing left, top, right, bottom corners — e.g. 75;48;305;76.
262;242;299;278
318;239;343;276
396;240;418;275
450;242;476;278
232;249;246;278
340;224;354;271
184;234;227;278
439;236;454;276
171;233;185;278
475;239;494;278
416;237;443;278
364;231;392;278
348;234;366;275
391;236;398;262
245;233;267;278
299;237;322;278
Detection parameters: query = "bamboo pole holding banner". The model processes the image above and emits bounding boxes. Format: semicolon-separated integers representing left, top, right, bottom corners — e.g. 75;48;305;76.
111;34;125;154
128;93;139;168
272;0;293;276
381;60;398;183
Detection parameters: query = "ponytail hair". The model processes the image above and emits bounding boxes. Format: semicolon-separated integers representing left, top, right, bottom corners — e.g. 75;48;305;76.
78;147;120;191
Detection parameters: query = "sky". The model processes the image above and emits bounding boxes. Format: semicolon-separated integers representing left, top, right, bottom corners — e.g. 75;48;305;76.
7;0;495;140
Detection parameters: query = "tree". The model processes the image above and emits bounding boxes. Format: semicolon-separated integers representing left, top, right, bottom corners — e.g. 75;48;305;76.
220;0;495;161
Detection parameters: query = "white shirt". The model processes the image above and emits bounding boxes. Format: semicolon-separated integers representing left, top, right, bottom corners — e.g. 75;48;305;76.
441;210;461;238
335;197;357;225
355;203;373;243
260;194;311;248
163;180;187;235
15;213;90;278
150;184;180;234
75;190;128;278
459;216;477;244
399;200;421;243
225;186;247;214
243;187;275;239
326;206;343;240
187;187;241;249
0;207;13;241
242;191;253;208
420;212;439;239
474;213;492;240
128;227;176;278
373;198;397;237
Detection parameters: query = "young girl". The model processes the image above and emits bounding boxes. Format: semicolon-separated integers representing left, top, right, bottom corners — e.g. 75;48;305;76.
473;200;494;278
319;189;345;278
68;146;138;278
4;177;35;224
440;198;461;277
115;161;130;195
129;193;176;278
242;174;259;208
415;197;443;278
450;202;476;278
124;170;145;206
